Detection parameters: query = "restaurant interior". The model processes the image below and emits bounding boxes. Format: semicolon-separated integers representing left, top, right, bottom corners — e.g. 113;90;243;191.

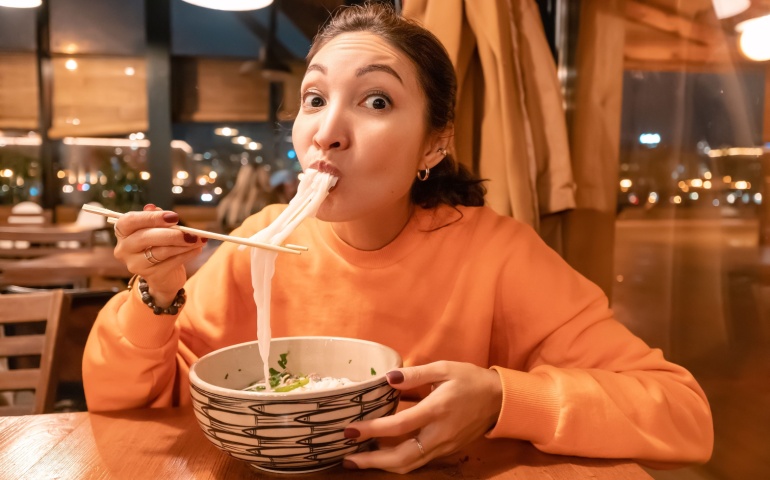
0;0;769;479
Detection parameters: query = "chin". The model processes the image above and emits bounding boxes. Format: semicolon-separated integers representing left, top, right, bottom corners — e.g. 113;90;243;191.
314;198;359;224
313;200;339;223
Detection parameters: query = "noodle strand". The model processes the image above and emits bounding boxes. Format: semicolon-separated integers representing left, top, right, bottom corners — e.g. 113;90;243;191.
244;169;336;389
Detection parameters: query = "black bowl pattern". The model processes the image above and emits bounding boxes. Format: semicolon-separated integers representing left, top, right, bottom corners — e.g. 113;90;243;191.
190;381;400;473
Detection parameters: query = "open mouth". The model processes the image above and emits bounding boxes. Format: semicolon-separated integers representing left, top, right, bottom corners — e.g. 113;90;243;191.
309;160;341;178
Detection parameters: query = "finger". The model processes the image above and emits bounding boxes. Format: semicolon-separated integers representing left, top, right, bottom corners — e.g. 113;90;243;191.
345;436;428;474
153;246;203;271
130;246;203;280
386;361;452;391
117;209;180;237
126;245;199;270
113;205;155;241
347;400;433;440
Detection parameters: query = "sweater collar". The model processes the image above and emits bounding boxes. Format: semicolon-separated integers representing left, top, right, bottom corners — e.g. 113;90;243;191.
312;204;463;268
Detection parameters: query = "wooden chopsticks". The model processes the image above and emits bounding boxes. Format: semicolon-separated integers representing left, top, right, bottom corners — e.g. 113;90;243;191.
81;204;306;255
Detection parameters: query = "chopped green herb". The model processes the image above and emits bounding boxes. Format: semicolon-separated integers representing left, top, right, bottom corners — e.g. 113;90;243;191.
268;368;283;388
371;368;377;376
278;352;289;370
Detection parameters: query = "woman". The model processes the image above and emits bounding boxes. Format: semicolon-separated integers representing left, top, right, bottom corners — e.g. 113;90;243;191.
83;3;713;474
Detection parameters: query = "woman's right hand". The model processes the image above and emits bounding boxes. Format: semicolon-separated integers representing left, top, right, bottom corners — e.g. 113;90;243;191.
113;204;207;308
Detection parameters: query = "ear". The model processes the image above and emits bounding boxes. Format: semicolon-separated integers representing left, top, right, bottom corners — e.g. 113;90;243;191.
421;124;454;169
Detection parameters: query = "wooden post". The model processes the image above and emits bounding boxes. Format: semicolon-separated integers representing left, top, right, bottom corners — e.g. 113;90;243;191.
760;64;770;281
145;0;173;210
36;0;56;219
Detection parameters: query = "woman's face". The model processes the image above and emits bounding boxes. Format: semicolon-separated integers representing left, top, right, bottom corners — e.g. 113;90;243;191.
292;32;439;223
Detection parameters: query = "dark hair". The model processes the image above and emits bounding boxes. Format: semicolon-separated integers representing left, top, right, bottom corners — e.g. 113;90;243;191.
307;2;486;208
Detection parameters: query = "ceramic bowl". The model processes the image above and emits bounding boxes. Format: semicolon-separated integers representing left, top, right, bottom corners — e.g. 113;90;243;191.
189;336;402;474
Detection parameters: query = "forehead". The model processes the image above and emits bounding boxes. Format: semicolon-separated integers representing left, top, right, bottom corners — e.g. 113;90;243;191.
309;32;419;80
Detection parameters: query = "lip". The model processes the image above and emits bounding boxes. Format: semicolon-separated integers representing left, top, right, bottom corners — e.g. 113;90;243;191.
308;160;342;178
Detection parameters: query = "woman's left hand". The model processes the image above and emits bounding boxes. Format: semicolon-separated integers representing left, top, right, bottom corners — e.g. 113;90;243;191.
343;361;503;474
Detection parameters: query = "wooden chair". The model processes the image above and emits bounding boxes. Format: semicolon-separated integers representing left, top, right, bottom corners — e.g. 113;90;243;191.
7;201;51;225
0;289;65;415
0;224;96;259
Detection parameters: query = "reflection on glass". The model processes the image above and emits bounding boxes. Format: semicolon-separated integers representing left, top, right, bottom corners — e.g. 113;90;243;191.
171;122;299;212
50;56;147;138
0;132;41;205
618;70;764;218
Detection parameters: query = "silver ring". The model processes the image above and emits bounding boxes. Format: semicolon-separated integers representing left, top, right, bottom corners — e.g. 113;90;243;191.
144;247;161;265
413;437;425;456
114;224;127;239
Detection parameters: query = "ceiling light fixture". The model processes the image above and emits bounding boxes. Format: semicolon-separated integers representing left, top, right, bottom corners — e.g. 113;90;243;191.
181;0;273;12
711;0;750;19
736;14;770;62
0;0;42;8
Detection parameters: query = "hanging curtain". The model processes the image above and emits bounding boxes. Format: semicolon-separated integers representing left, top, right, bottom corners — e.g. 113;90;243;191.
404;0;626;296
403;0;576;231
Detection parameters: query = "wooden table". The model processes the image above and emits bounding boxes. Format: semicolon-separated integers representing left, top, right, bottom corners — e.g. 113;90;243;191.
0;406;652;479
0;247;130;288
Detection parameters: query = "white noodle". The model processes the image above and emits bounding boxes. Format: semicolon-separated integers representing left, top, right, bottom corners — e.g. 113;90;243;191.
241;169;337;390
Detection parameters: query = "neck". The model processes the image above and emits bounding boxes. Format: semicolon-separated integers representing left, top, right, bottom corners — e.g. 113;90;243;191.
331;200;414;251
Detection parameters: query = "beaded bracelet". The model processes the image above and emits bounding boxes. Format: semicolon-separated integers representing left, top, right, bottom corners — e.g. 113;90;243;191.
135;276;186;315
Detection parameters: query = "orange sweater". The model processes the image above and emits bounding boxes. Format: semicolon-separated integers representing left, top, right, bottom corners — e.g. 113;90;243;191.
83;204;713;465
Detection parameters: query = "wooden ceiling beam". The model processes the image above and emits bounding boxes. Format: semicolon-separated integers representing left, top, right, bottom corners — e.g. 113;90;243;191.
624;37;731;66
625;0;722;46
625;40;711;64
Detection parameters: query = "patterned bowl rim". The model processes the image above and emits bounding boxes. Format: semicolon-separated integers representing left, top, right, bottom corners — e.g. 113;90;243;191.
189;336;403;401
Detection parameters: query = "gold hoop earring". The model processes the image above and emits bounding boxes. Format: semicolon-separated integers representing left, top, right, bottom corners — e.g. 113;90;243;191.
416;168;430;181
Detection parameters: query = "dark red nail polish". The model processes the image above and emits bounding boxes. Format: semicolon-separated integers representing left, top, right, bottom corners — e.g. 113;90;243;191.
183;233;198;243
162;212;179;223
201;237;208;243
342;459;359;470
143;204;156;211
386;371;404;384
343;428;360;439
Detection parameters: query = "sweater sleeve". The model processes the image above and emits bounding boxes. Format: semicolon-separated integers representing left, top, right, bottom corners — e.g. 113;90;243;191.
485;223;713;466
81;284;182;411
82;208;281;412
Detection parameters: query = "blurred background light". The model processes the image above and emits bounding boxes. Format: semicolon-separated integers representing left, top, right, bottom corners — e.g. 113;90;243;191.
181;0;273;12
711;0;750;19
0;0;42;8
737;14;770;62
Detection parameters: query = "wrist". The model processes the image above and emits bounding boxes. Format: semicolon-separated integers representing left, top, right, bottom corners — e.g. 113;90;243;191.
129;275;186;315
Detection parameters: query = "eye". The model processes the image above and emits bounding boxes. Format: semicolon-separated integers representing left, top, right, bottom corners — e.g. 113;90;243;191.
301;92;326;109
362;93;391;111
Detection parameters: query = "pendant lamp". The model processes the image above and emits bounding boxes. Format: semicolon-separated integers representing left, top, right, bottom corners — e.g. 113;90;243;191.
181;0;273;11
0;0;42;8
711;0;750;19
737;14;770;62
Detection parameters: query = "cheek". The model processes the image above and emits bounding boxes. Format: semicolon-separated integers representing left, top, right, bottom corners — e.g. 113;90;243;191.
291;120;307;145
291;119;313;163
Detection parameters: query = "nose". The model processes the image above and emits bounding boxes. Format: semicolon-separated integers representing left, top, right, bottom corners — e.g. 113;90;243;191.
312;104;350;152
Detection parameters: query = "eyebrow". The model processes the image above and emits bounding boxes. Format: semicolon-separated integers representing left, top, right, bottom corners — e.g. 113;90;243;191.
305;63;403;84
356;64;403;84
306;64;326;75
